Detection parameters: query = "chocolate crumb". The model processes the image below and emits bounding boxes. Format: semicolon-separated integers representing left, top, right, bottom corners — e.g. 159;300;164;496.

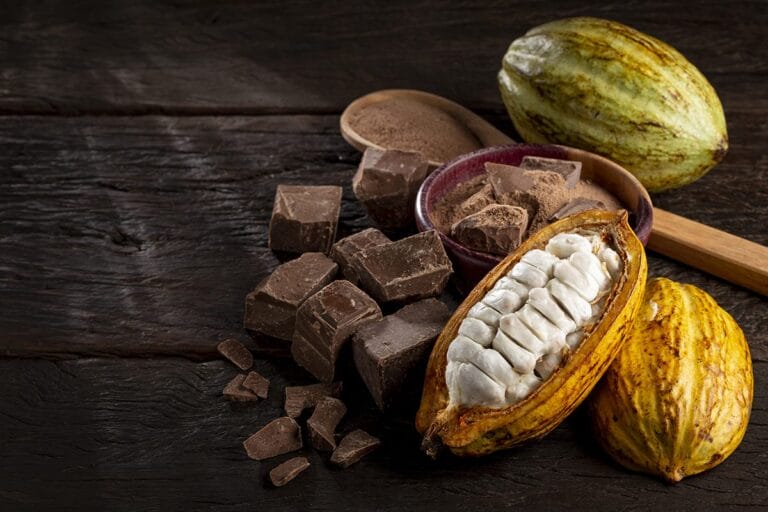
223;374;259;402
217;338;253;371
269;456;310;487
330;429;381;468
284;382;343;418
243;417;302;461
242;371;269;399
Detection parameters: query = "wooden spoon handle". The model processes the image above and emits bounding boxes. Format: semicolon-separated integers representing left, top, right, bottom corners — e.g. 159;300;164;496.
649;208;768;295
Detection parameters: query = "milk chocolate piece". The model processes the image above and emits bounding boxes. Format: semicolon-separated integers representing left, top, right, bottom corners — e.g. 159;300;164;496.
269;457;310;487
353;299;450;410
352;148;430;229
549;197;607;221
307;397;347;451
330;430;381;468
268;185;342;254
217;339;253;371
330;228;391;285
243;417;302;461
243;252;338;340
242;371;270;399
520;156;581;189
451;204;528;255
291;281;382;382
353;230;453;303
223;374;259;402
284;381;343;418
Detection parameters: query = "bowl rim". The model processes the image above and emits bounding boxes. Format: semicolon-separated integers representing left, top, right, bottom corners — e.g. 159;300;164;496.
415;143;654;266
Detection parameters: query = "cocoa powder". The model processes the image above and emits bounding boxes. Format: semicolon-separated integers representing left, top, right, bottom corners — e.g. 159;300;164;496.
347;97;483;163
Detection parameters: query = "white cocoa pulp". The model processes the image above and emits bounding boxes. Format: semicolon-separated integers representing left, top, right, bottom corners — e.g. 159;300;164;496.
446;231;622;408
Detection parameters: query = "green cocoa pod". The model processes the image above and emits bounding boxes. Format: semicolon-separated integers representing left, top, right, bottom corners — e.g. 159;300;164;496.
498;17;728;192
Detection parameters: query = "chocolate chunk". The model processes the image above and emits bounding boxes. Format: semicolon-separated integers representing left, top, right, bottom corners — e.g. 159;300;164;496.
307;397;347;451
451;204;528;255
269;457;310;487
330;430;381;468
242;371;270;399
353;299;450;410
455;183;496;220
244;252;338;341
549;197;607;221
330;228;391;285
486;162;536;194
284;382;343;418
223;374;259;402
268;185;342;254
291;281;382;382
243;417;302;461
217;338;253;371
352;230;453;304
352;148;430;229
520;156;582;189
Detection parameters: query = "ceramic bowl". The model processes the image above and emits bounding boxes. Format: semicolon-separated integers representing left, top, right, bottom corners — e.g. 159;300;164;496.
414;144;653;286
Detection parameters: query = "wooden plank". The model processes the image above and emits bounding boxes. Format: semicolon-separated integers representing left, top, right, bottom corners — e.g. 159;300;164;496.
0;1;765;113
1;114;766;358
0;357;766;511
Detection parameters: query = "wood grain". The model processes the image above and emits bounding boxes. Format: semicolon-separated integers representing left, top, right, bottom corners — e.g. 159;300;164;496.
0;357;766;511
0;1;765;114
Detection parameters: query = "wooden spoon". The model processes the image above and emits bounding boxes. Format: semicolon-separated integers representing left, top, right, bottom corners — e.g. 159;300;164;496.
340;89;768;296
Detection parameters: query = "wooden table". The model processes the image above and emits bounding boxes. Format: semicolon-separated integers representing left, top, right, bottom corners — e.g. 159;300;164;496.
1;2;766;510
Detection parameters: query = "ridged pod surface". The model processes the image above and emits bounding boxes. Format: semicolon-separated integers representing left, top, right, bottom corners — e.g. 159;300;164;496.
498;17;728;192
589;278;753;482
416;210;647;456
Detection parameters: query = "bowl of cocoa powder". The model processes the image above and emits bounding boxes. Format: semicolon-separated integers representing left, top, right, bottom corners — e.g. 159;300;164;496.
415;144;653;285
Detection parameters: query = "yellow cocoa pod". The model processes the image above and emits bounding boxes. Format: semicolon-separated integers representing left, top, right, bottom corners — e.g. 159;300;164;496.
589;277;753;482
416;210;647;456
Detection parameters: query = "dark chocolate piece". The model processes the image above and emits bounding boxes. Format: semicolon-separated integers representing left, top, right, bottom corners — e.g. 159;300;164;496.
352;230;453;303
329;429;381;468
268;184;342;254
284;381;343;418
307;397;347;451
352;148;430;229
485;162;536;194
549;197;607;221
269;456;310;487
242;371;270;399
451;204;528;255
291;281;382;382
330;228;391;285
520;156;581;189
243;252;338;341
353;299;450;410
223;374;259;402
454;182;496;221
243;417;302;461
216;338;253;371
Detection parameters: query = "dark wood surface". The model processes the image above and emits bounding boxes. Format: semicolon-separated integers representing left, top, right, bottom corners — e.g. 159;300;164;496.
0;2;766;511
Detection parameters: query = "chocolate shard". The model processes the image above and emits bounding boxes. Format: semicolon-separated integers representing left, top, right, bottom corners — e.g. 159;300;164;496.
330;430;381;468
243;252;338;341
549;197;607;221
307;397;347;451
291;281;382;382
353;299;450;410
284;382;343;418
451;204;528;255
352;148;430;229
242;371;270;399
269;457;310;487
352;230;453;304
330;228;391;285
268;184;342;254
217;338;253;371
520;155;582;189
223;374;259;402
243;417;302;461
